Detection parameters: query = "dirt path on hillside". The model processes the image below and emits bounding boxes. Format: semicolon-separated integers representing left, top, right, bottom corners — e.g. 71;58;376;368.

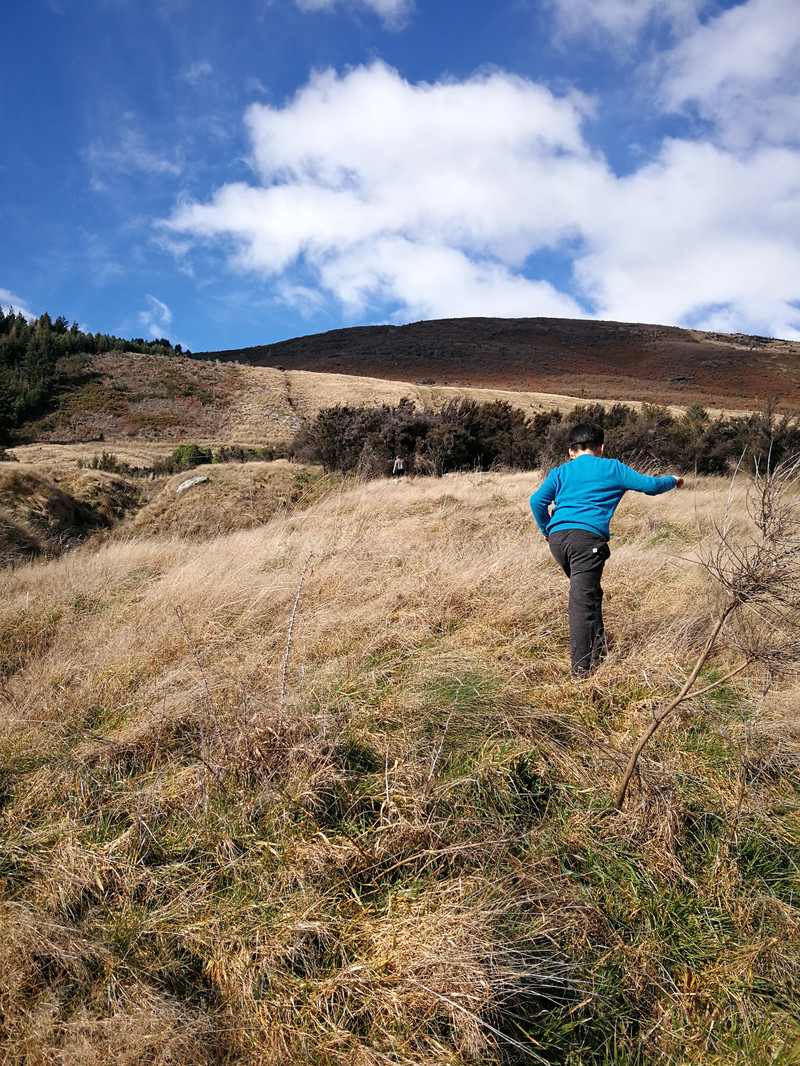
217;366;592;445
218;366;303;445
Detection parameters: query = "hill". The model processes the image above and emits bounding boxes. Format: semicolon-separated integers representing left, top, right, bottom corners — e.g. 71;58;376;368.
1;466;799;1063
4;312;799;1062
11;349;667;455
198;317;800;410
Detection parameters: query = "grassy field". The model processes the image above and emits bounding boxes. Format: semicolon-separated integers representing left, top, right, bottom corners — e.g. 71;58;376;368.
1;465;799;1064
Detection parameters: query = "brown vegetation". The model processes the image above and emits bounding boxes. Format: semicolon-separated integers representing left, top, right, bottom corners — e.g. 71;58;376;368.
201;316;800;410
16;348;636;453
133;462;343;539
0;464;141;565
2;317;799;1062
27;352;244;443
1;468;798;1063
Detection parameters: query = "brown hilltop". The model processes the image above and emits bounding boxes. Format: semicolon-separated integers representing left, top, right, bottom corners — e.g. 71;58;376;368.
199;317;800;409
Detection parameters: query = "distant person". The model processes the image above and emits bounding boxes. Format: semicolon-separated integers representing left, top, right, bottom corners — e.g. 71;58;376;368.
530;422;684;678
392;455;406;477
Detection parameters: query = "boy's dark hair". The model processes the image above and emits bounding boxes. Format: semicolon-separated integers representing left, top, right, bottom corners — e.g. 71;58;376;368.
569;422;604;449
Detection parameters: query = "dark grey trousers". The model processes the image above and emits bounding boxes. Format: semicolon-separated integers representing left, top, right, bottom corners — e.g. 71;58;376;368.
548;529;611;677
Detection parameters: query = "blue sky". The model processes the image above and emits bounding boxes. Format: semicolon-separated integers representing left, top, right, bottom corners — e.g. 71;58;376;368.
2;0;799;352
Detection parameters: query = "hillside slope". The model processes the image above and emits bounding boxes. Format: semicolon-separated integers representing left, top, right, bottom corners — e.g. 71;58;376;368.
199;316;800;409
1;468;798;1064
0;462;143;565
14;350;661;454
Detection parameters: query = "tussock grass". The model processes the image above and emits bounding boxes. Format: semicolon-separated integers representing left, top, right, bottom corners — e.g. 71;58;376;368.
0;471;798;1064
132;461;343;539
0;464;142;566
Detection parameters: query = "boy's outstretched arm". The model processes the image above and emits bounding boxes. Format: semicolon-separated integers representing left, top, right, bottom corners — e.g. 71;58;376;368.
616;463;684;495
530;470;558;538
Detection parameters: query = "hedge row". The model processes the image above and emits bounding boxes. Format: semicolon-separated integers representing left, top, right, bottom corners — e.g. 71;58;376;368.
291;398;800;476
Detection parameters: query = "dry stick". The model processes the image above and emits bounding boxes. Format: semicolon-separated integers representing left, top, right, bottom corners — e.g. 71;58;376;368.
279;551;313;721
685;660;750;700
614;600;740;809
728;678;768;843
410;980;550;1065
427;710;454;784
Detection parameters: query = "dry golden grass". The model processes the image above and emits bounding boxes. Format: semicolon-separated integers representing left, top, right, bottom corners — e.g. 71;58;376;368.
7;440;178;469
131;461;343;539
0;469;798;1064
0;464;142;566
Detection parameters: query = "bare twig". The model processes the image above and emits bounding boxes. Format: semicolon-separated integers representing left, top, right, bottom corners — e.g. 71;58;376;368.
428;710;455;784
615;455;800;809
174;605;216;714
614;602;740;808
686;661;750;700
174;604;232;768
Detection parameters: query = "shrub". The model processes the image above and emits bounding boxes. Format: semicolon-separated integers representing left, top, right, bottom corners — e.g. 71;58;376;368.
418;399;541;474
292;399;436;476
292;399;800;479
151;443;213;476
213;444;282;464
85;451;133;475
293;398;546;477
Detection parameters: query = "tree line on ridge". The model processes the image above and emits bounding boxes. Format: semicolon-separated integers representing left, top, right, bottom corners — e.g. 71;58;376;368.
0;307;188;441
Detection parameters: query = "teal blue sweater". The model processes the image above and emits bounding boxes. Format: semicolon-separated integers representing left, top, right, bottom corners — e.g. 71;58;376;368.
530;454;678;540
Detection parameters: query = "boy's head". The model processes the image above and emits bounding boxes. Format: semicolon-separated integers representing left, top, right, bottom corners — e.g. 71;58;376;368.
568;422;604;458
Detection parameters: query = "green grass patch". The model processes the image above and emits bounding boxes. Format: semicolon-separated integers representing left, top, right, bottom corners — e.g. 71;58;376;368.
646;519;693;547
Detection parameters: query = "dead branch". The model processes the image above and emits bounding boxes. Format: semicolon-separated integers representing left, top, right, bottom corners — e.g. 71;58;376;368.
615;456;800;810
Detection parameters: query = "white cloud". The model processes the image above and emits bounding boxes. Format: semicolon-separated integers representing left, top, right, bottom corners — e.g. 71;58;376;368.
575;139;800;338
548;0;704;43
294;0;412;28
0;288;36;320
139;294;173;338
180;59;213;84
165;60;800;339
88;126;181;191
659;0;800;148
168;62;602;319
316;237;585;320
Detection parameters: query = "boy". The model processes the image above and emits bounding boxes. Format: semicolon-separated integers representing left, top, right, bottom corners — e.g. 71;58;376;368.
530;423;684;678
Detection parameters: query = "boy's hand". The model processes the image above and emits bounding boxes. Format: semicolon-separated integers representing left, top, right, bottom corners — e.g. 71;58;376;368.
674;477;684;488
